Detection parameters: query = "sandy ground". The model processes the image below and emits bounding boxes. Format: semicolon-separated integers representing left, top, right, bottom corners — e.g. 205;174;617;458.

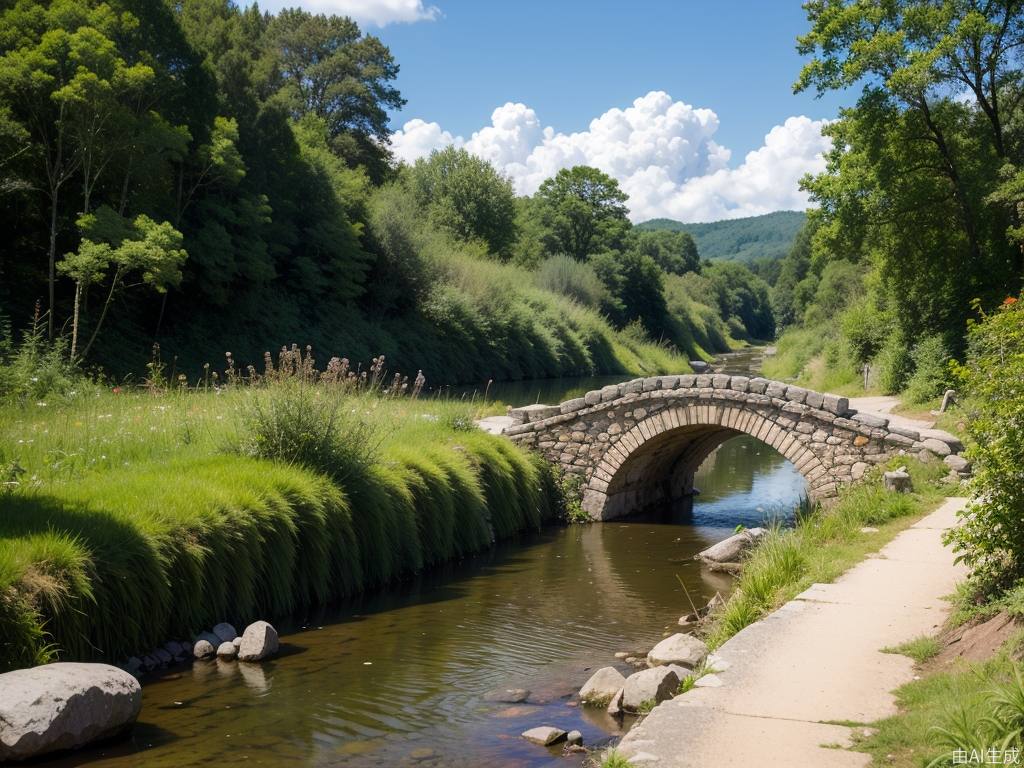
617;497;969;768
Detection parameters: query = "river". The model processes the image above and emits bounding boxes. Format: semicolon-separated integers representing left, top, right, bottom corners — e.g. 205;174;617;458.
52;347;804;768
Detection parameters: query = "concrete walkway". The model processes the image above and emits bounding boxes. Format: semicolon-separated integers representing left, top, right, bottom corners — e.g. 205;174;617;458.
617;497;969;767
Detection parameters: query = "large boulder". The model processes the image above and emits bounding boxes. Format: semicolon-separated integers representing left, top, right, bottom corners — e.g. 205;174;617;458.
696;528;766;566
0;663;142;762
621;667;680;712
647;633;708;669
238;620;279;662
578;667;627;706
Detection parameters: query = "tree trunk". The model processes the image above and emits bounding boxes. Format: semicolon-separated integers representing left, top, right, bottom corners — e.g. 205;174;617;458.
47;184;59;339
80;266;121;361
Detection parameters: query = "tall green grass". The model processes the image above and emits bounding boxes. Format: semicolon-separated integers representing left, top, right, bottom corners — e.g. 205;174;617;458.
0;388;557;670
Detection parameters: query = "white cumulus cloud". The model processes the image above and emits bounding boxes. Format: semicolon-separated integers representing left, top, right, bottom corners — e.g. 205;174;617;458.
389;91;832;222
259;0;439;26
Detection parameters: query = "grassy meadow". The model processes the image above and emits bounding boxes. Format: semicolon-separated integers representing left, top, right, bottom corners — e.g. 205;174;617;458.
0;374;562;671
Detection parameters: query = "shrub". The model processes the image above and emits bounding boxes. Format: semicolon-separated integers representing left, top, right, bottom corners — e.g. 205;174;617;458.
947;296;1024;588
876;330;914;395
234;382;380;485
840;299;888;364
904;334;951;404
0;309;82;403
535;254;608;309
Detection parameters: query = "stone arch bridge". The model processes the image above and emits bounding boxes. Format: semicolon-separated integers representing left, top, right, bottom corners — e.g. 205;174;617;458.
502;374;964;521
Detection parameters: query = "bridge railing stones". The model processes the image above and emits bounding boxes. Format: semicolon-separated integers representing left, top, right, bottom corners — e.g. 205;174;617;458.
502;373;965;519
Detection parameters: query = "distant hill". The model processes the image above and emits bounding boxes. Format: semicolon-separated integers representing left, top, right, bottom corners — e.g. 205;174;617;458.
637;210;806;263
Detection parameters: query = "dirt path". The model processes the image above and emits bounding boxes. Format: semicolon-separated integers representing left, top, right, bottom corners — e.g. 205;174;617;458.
848;395;936;432
617;497;969;767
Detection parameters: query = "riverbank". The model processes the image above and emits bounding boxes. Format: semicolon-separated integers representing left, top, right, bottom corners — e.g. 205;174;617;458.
615;496;968;767
0;380;561;671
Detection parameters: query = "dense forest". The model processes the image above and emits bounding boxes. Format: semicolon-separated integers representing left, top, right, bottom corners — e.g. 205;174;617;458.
762;1;1024;404
0;0;776;387
638;211;807;264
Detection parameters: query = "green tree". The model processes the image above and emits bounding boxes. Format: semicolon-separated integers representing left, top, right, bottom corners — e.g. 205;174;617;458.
536;166;630;260
591;249;669;335
947;295;1024;587
259;9;404;180
407;147;517;258
59;208;187;359
631;229;699;275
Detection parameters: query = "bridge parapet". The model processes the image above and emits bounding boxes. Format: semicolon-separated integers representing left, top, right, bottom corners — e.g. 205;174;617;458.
504;374;963;520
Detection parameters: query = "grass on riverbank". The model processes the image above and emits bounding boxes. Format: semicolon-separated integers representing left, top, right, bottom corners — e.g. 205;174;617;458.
705;458;951;649
854;633;1024;767
0;383;559;669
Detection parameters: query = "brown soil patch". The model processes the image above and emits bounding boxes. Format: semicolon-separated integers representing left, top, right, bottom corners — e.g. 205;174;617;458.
930;611;1021;670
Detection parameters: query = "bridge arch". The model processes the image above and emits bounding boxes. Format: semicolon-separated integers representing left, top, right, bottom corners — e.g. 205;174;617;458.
503;374;962;521
585;404;827;520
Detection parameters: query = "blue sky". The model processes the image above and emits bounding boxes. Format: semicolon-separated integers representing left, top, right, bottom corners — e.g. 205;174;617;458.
371;1;847;159
254;0;852;222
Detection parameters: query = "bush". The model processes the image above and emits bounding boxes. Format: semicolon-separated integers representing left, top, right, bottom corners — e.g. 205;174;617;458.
876;330;914;395
535;254;607;309
904;334;951;404
234;383;380;485
0;310;82;404
947;296;1024;588
840;299;888;364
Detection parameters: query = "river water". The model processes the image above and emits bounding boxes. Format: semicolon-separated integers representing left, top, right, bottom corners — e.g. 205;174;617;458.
52;347;803;768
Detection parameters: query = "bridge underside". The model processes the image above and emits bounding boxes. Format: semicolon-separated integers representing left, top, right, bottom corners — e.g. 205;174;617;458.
597;425;770;519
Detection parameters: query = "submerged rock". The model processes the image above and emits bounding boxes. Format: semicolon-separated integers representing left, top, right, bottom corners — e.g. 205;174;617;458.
0;663;142;762
578;667;627;706
483;687;530;704
521;726;567;746
621;667;680;712
647;633;708;669
238;620;280;662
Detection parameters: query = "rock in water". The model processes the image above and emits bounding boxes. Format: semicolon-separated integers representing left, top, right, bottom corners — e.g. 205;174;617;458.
238;620;279;662
621;667;680;712
647;633;708;668
606;688;625;716
216;641;237;660
695;527;766;566
578;666;627;706
482;687;530;703
212;622;237;643
521;726;567;746
192;639;216;659
566;730;583;746
0;663;142;762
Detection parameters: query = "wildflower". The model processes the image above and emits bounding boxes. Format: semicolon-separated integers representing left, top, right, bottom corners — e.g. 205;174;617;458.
1003;296;1018;306
112;386;123;394
36;401;46;407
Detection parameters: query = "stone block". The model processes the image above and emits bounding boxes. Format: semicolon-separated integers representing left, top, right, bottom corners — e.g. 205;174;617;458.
821;394;850;415
729;376;750;392
804;390;824;409
642;377;662;392
584;390;602;406
600;385;620;403
560;397;586;414
785;386;808;404
852;411;888;429
765;381;788;398
747;377;769;394
711;374;731;388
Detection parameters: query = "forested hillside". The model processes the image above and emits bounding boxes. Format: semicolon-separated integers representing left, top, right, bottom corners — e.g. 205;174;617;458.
0;0;777;386
637;211;806;263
